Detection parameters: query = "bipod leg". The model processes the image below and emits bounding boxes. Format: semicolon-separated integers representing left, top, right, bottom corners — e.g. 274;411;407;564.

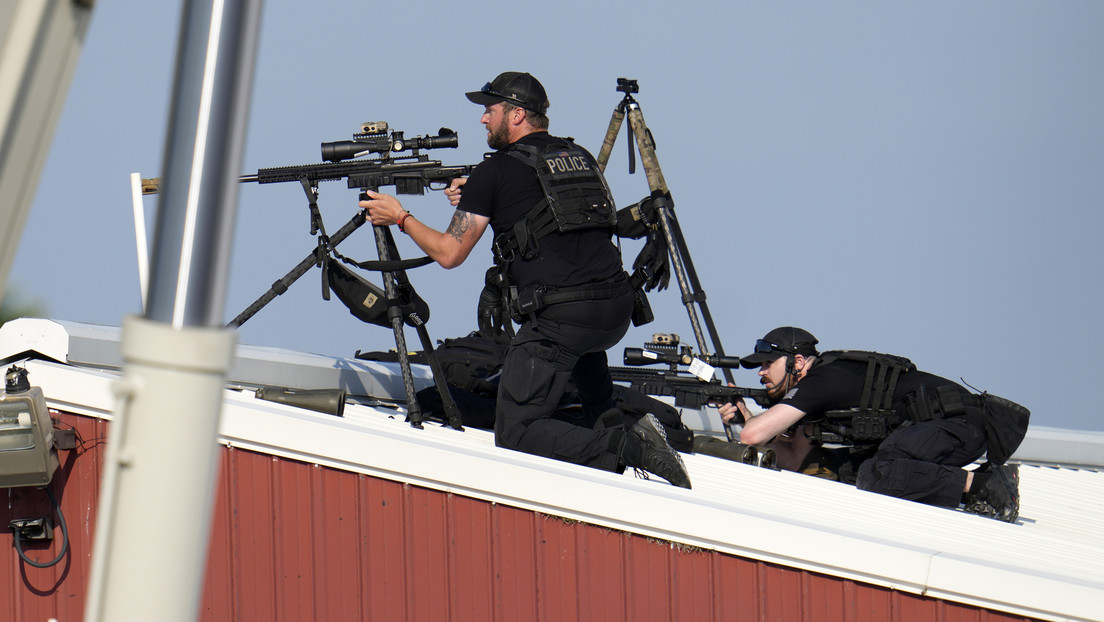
227;211;367;328
371;224;424;428
374;225;462;430
406;315;464;431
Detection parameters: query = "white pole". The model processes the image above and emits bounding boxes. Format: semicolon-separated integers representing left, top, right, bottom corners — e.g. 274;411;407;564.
0;0;93;301
84;0;264;620
130;172;150;312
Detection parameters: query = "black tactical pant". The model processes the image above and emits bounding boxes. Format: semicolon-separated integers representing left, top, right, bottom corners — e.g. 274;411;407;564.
855;416;987;508
494;289;634;472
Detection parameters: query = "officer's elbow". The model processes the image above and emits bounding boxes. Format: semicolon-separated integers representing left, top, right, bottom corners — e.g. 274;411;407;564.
740;427;769;446
740;419;778;446
434;243;475;270
436;254;466;270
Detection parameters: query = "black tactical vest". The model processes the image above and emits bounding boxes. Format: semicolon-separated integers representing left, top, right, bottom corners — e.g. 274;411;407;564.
805;350;917;444
492;137;616;266
802;350;1028;464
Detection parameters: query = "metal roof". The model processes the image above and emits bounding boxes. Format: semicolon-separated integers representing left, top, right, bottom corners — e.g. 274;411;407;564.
3;318;1102;622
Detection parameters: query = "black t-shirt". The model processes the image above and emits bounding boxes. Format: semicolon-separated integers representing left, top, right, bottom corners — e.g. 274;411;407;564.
780;356;961;421
458;132;624;290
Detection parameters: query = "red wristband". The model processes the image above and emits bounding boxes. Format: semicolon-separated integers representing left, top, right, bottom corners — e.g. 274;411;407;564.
397;212;412;233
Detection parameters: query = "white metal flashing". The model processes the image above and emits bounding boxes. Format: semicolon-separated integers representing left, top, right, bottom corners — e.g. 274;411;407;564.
0;318;434;401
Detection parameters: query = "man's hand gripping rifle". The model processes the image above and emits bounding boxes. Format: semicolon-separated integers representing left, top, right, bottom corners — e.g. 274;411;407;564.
609;333;772;412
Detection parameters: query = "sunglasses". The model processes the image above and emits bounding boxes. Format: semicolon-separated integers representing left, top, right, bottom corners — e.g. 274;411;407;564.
479;82;531;109
754;339;795;355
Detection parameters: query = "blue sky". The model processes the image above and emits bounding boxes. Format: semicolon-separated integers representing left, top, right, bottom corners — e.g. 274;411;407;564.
10;0;1104;431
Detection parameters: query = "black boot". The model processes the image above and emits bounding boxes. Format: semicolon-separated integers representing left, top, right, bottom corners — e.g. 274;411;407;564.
622;414;692;489
963;463;1020;523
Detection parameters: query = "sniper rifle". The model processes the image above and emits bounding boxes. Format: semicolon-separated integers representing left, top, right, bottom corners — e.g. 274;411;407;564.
141;122;478;431
609;333;772;411
143;122;476;198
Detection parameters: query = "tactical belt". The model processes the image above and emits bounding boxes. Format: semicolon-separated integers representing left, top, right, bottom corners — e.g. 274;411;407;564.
916;384;986;432
510;277;631;317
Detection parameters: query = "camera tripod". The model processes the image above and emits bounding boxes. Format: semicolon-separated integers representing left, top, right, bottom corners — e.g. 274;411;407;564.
597;78;740;440
226;179;463;430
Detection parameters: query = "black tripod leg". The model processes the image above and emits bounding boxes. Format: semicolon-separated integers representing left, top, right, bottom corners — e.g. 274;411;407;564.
227;211;367;328
407;318;464;430
665;211;735;383
376;226;463;430
372;224;424;428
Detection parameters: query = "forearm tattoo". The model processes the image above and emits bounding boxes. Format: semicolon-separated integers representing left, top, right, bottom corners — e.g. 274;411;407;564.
445;211;475;242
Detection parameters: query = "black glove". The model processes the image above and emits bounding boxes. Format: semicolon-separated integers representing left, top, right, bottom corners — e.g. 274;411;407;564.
632;229;670;292
476;267;513;342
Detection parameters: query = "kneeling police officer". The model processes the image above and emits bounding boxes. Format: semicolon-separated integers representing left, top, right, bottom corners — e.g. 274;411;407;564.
360;72;690;488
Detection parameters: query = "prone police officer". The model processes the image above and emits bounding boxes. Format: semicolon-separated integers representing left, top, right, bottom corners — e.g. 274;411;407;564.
720;327;1028;521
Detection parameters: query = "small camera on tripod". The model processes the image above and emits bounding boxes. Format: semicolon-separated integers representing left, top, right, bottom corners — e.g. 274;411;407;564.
616;78;639;95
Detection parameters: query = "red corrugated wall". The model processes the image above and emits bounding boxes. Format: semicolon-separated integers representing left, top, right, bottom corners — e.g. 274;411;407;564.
2;411;1042;622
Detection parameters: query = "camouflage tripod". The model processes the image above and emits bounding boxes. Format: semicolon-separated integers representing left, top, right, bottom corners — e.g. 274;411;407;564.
597;78;740;441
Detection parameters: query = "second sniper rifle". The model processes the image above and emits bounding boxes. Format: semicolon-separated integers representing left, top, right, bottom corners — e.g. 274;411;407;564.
609;333;772;410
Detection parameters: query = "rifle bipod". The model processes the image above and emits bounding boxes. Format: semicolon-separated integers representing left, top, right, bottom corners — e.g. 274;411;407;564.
597;77;740;441
225;180;463;431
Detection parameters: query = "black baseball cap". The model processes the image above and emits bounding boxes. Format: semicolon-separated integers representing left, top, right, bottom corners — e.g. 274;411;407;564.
739;327;820;369
465;72;549;115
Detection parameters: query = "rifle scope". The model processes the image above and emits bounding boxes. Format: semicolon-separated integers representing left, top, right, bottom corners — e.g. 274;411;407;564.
321;127;459;163
623;347;741;369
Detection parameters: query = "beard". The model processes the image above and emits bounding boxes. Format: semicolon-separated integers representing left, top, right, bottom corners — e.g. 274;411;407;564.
486;117;511;149
762;374;792;403
765;382;787;403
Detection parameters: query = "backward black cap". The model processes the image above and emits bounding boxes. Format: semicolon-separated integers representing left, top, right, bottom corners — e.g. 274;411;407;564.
739;327;820;369
465;72;549;115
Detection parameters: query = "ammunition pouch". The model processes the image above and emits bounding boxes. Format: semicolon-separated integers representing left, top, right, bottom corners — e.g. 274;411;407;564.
615;195;659;239
809;408;901;445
